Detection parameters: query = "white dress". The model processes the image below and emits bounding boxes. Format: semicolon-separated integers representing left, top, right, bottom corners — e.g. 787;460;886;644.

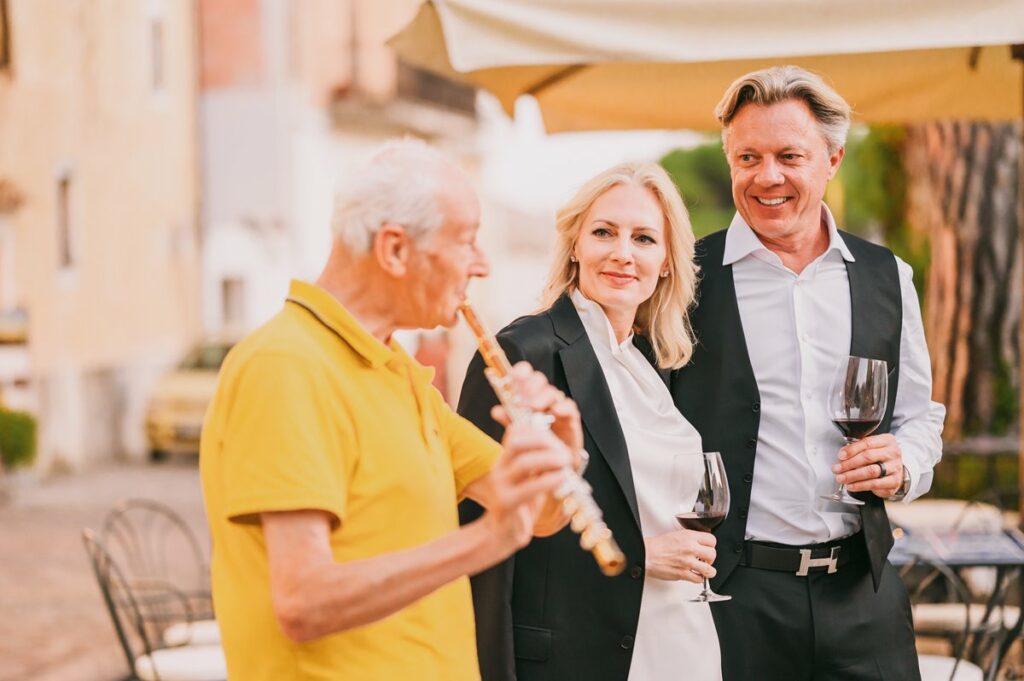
572;291;723;681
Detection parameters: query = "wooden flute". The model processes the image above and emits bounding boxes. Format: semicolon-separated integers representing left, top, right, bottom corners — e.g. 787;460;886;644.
459;302;626;576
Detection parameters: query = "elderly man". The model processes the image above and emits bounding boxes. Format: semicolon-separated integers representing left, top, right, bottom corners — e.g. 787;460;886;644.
200;139;582;681
672;66;945;680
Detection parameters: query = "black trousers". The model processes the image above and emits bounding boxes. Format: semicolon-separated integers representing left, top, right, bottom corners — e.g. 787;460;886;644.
710;554;920;681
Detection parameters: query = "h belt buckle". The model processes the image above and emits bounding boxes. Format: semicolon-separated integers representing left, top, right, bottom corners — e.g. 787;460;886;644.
795;546;840;576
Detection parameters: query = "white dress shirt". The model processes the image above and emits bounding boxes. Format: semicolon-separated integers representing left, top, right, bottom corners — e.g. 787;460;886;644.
724;206;946;545
572;290;722;681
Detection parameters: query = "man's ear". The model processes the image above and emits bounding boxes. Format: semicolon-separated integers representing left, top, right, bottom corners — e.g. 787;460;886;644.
373;223;410;277
827;146;845;180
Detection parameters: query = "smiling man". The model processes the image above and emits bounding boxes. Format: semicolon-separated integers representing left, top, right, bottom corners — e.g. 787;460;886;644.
671;67;945;680
200;139;583;681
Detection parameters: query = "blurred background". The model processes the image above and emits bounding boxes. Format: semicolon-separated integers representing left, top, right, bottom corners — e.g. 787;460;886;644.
0;1;1020;679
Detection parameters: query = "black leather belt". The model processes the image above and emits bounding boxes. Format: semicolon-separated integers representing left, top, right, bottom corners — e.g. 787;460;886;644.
739;533;865;576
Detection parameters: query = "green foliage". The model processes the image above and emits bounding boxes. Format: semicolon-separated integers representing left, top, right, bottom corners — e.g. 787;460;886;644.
839;125;929;299
659;142;733;238
931;451;1019;510
839;126;907;236
992;358;1019;436
0;409;37;469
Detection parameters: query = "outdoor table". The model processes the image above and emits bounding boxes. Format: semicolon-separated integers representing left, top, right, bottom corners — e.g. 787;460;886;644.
889;527;1024;677
886;499;1003;534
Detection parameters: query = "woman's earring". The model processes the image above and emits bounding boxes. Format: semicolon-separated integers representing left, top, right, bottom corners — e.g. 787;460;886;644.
660;270;669;278
570;254;578;263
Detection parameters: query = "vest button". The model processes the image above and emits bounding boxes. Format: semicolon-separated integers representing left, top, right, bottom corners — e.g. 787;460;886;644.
733;543;743;554
743;473;753;483
752;401;761;413
746;438;757;449
620;635;634;650
739;508;748;519
630;565;644;579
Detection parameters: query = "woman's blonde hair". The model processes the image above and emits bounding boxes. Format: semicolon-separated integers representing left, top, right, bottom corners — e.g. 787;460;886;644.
539;162;698;370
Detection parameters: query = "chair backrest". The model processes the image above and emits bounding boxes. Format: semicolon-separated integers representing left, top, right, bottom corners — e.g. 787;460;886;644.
902;555;985;681
101;498;209;596
82;529;159;680
953;496;1003;535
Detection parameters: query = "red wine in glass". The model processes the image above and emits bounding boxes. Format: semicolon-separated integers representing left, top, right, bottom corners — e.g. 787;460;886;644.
820;356;888;506
675;451;731;603
675;512;727;533
831;417;881;441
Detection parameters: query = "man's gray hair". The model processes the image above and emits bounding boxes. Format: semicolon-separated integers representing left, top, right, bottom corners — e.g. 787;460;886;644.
715;66;852;155
330;138;453;254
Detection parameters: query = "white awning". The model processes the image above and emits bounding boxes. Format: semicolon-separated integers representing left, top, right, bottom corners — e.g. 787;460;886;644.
390;0;1024;131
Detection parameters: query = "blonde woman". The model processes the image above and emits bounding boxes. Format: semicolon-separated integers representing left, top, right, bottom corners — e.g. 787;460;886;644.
458;162;722;681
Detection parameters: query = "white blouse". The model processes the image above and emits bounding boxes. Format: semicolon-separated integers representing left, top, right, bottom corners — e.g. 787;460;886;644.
571;290;722;681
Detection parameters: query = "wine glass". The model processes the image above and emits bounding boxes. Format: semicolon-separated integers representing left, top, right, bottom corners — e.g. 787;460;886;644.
819;356;888;506
674;451;731;603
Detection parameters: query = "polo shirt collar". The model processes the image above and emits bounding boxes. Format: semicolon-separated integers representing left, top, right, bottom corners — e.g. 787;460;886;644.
286;280;398;369
722;203;855;266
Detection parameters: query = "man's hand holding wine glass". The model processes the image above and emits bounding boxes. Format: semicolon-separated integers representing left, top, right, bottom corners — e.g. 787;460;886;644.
831;433;905;498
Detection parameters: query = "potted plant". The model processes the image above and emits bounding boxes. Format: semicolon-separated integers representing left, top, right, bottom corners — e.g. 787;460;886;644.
0;407;37;471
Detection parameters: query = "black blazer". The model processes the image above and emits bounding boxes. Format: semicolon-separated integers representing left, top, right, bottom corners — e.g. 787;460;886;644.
457;293;665;681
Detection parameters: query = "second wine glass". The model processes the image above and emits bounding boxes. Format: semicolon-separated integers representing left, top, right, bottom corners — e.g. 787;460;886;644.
820;355;888;507
674;451;731;603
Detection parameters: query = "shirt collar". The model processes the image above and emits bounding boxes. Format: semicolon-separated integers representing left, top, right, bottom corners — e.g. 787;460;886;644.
722;204;855;266
570;288;634;355
285;279;401;369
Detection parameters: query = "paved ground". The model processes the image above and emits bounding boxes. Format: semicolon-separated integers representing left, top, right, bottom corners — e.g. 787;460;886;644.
0;458;208;681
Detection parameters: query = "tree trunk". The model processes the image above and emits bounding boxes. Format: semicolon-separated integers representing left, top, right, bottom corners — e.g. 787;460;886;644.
903;121;1021;440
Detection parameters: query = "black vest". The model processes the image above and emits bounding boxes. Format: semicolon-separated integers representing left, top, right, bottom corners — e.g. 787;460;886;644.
671;229;902;590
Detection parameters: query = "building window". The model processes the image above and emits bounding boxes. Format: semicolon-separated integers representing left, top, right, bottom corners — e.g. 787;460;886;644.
0;0;11;72
56;170;74;270
221;277;245;327
396;60;476;115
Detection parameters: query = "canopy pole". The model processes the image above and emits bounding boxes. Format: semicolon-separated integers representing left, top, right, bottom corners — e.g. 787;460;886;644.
1014;44;1024;523
526;64;588;97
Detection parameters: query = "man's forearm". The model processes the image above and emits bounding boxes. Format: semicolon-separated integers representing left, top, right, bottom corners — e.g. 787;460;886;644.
269;516;507;642
891;400;944;502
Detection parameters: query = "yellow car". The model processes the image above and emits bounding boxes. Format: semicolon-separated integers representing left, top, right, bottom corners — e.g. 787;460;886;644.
145;338;235;461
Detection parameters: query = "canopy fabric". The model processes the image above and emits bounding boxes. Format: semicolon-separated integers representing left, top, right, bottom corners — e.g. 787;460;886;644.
390;0;1024;131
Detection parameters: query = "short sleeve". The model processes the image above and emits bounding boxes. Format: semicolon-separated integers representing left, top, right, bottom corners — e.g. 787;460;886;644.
218;353;351;526
433;388;501;498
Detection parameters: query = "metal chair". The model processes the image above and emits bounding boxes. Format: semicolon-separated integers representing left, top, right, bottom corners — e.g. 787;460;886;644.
82;529;226;681
903;556;990;681
101;498;214;623
892;493;1021;678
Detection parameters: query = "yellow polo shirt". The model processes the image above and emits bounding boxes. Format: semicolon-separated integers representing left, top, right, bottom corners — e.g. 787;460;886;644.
200;280;501;681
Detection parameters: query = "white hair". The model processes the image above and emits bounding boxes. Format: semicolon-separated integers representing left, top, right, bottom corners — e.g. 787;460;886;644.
330;138;454;254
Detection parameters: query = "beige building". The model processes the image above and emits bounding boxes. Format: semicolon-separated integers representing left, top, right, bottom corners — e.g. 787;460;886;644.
0;0;681;475
0;0;482;473
0;0;201;472
197;0;478;399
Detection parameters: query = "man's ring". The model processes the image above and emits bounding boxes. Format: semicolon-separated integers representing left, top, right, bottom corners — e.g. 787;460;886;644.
876;462;887;479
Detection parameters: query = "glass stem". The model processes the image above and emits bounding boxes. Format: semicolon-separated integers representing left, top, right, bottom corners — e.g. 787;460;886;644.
837;437;856;493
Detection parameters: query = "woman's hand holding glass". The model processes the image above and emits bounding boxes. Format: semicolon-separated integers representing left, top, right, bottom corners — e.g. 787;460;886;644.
643;530;716;583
